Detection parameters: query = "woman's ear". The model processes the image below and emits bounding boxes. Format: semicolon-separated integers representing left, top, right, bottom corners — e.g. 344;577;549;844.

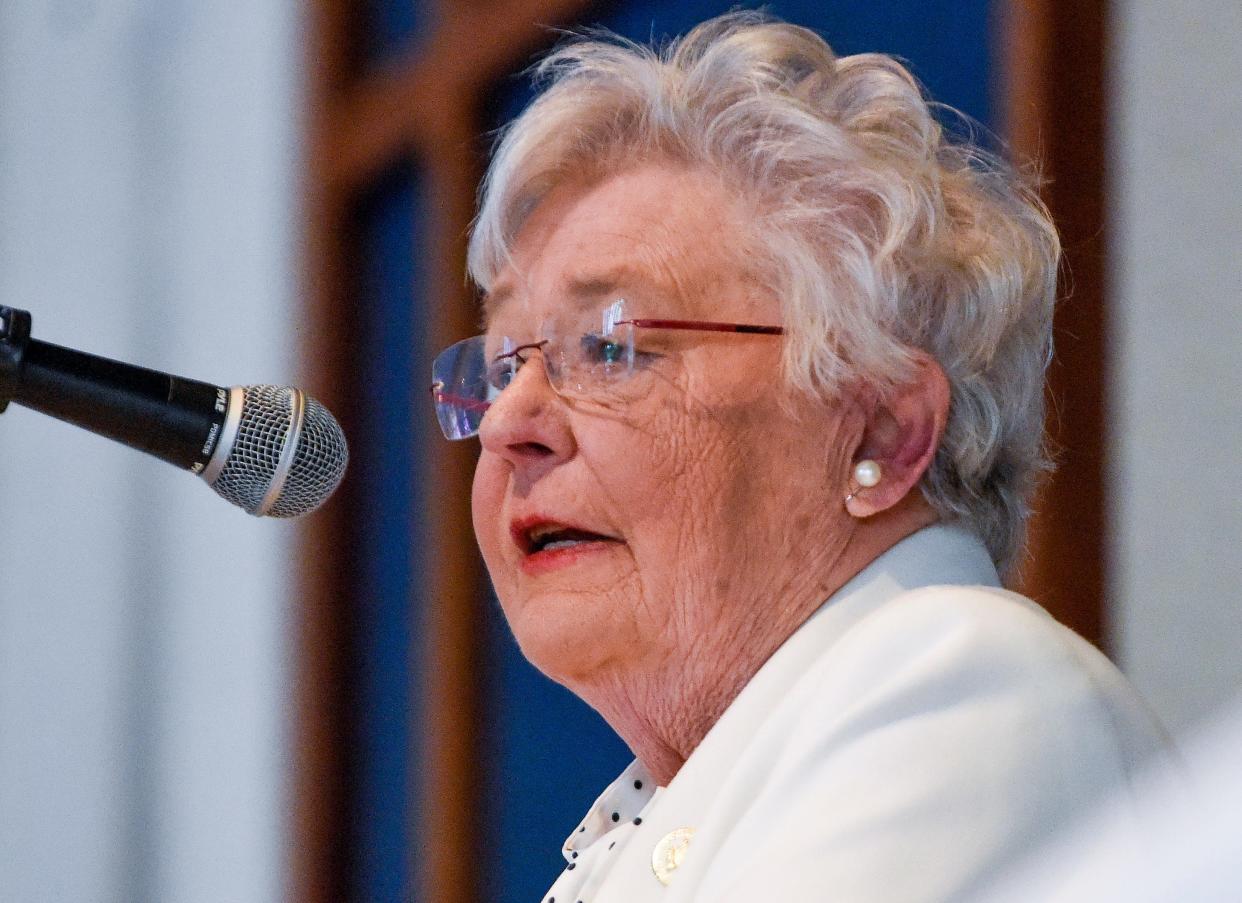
846;353;950;518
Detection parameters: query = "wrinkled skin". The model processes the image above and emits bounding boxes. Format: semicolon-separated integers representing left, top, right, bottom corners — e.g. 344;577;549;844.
472;164;941;784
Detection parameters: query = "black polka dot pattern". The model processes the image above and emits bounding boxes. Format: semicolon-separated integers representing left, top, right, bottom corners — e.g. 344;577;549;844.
551;760;659;902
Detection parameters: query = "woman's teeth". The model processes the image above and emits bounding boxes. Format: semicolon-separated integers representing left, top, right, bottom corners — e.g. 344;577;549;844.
526;527;619;553
541;538;587;552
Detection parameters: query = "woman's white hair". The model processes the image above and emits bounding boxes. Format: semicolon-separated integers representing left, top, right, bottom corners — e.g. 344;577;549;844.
468;11;1060;575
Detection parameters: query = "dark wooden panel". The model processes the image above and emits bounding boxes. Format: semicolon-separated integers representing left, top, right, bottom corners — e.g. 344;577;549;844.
294;0;357;897
1000;0;1110;648
298;3;593;901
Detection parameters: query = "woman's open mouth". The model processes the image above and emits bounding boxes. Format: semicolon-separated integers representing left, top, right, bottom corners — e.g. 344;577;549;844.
511;518;624;575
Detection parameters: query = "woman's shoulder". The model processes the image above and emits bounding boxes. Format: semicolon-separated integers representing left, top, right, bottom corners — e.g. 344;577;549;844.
681;582;1173;902
801;581;1170;769
836;581;1102;679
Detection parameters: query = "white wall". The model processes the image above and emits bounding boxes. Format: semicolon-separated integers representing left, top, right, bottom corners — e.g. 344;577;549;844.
1110;1;1242;734
0;2;301;901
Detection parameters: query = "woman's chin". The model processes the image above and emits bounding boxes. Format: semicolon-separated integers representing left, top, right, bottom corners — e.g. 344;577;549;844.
506;593;633;685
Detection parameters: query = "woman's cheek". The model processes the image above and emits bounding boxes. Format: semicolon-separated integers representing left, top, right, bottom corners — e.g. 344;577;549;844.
471;454;508;572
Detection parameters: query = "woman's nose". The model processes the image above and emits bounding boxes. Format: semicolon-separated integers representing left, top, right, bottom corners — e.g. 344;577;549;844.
476;353;576;471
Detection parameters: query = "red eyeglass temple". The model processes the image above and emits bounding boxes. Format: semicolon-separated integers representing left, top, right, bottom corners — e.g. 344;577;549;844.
431;386;491;411
620;318;784;335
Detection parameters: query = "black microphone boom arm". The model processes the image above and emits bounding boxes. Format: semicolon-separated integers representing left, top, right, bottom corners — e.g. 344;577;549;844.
0;305;32;414
0;305;235;473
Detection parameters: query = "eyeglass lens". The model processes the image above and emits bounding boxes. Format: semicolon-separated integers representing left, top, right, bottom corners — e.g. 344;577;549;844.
432;300;638;440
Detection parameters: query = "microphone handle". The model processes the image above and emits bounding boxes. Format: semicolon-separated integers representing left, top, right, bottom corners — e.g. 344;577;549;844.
13;338;231;473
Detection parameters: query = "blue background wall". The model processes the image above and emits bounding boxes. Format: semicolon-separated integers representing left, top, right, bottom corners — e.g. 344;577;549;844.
350;161;427;903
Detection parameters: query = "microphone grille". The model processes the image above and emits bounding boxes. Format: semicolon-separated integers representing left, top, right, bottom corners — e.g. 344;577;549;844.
267;394;349;518
208;385;348;518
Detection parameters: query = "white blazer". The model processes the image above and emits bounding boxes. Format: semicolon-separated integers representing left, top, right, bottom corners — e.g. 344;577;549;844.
541;525;1170;903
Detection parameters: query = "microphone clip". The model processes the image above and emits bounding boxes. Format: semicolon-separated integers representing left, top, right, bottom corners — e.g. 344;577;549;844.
0;306;32;414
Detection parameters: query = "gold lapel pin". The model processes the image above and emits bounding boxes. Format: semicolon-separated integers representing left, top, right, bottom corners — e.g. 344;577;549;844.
651;827;696;886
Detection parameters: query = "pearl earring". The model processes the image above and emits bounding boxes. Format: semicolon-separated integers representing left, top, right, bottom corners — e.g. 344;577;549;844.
854;459;882;488
844;459;882;506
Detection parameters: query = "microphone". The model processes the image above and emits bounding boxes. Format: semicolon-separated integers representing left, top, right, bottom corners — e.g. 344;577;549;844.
0;305;348;518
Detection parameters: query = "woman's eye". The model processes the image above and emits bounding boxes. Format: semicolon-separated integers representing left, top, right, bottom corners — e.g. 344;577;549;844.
487;357;519;388
581;335;627;365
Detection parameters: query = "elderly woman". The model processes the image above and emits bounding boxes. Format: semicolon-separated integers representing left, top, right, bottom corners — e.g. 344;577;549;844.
431;12;1167;903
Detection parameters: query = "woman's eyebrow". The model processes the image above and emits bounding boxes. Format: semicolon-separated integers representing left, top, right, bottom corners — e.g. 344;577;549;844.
480;267;662;328
567;276;624;298
567;266;664;302
480;274;630;318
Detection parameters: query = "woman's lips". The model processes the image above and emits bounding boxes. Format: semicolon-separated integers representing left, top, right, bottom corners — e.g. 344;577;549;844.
519;538;622;575
509;515;624;575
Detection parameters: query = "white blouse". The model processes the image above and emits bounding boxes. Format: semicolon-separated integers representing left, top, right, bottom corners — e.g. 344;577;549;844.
537;525;1171;903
